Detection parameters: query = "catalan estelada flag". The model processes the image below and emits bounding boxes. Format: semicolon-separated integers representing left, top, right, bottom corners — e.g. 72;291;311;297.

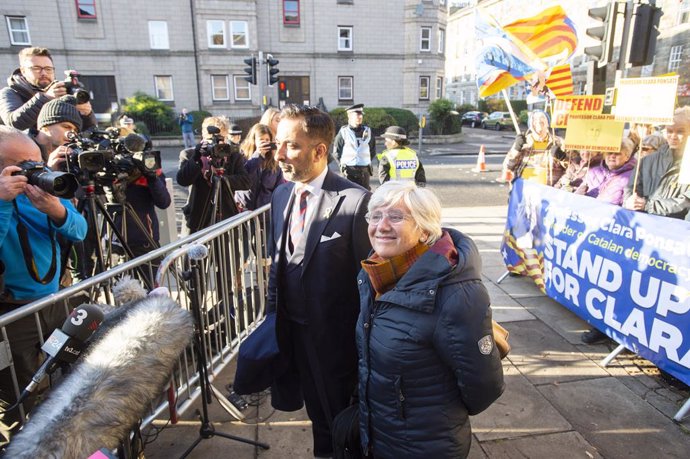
545;64;574;97
476;5;577;98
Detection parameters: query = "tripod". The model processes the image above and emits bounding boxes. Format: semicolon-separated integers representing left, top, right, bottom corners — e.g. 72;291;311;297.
197;165;238;228
179;250;269;458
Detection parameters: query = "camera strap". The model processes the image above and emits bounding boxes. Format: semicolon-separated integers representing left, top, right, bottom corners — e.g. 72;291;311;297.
12;200;58;285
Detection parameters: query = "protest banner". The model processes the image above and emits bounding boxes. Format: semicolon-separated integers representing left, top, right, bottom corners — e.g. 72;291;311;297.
552;95;604;128
502;179;690;385
615;76;678;124
564;114;625;152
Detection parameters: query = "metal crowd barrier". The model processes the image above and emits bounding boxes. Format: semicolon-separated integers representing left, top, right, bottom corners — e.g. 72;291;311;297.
0;205;271;431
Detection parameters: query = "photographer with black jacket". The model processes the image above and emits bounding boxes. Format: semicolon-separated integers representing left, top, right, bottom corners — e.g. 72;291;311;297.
176;116;250;234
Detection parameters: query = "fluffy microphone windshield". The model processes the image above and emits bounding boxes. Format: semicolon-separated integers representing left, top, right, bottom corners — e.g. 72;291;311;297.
5;295;193;458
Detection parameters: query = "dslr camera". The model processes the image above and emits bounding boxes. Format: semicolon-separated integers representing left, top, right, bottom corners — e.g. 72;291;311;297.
12;161;79;199
63;70;90;104
201;125;240;165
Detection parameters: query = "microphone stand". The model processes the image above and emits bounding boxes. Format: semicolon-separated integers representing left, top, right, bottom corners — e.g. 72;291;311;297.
179;250;269;458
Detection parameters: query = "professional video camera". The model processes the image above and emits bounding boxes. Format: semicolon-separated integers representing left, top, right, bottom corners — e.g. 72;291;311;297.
64;130;162;189
63;70;91;104
12;161;79;199
202;125;240;167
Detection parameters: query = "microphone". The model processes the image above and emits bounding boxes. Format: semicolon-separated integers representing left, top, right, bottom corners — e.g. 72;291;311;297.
188;243;209;261
155;242;209;286
21;304;104;400
123;133;147;153
4;295;194;458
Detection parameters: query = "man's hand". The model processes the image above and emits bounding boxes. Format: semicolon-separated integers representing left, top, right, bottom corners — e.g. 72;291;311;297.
76;101;93;116
624;195;647;211
47;145;73;170
24;184;67;225
0;166;28;201
44;81;67;99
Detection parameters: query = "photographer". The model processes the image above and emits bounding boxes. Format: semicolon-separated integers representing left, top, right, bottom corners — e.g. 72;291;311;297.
31;95;82;167
0;47;96;133
176;116;250;233
178;109;195;149
0;126;87;445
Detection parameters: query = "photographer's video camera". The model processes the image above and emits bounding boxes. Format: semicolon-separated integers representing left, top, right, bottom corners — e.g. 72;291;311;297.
12;161;79;199
63;70;90;104
203;125;240;162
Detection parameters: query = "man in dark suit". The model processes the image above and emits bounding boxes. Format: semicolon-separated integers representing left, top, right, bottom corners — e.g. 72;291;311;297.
267;105;370;457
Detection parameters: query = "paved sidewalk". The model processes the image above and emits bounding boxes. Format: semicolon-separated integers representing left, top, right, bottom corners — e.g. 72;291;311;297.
145;205;690;458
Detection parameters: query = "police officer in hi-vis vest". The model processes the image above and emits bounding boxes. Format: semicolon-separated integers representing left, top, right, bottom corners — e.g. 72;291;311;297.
333;103;376;190
378;126;426;186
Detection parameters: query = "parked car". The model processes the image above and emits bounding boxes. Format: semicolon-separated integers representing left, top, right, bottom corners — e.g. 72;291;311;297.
461;111;488;128
482;111;512;130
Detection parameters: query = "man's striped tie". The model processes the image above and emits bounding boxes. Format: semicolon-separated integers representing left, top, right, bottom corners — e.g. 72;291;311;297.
289;189;309;251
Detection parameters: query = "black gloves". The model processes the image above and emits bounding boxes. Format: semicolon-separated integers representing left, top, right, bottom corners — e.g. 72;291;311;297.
513;133;527;151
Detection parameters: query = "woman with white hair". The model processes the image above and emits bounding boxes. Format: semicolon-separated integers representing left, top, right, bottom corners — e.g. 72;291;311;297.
356;181;504;458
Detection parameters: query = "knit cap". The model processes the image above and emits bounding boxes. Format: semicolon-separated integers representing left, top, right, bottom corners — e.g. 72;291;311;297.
37;95;83;131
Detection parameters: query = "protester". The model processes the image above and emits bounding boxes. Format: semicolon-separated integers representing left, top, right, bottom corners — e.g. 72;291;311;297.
639;133;666;159
176;116;250;233
503;110;566;186
236;123;283;211
267;105;370;457
178;108;195;149
260;107;281;137
0;126;87;445
0;47;95;132
378;126;426;186
623;106;690;220
553;150;601;192
357;180;504;458
334;103;376;190
576;138;637;206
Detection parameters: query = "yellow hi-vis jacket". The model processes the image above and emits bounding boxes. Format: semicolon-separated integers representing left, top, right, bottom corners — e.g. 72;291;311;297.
382;147;419;180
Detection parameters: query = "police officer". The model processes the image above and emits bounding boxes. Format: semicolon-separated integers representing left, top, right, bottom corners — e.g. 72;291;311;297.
378;126;426;186
333;103;376;190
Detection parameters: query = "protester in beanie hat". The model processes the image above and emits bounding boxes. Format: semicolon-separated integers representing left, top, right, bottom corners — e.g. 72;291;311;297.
37;95;83;131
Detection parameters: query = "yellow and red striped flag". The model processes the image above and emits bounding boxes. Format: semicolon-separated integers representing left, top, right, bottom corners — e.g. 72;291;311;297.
546;64;574;97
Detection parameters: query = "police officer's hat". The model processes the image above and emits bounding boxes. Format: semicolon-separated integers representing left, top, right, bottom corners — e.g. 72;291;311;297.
381;126;409;145
345;103;364;114
229;123;242;135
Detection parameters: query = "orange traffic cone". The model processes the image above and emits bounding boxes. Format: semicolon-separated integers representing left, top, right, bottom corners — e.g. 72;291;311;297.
472;145;487;173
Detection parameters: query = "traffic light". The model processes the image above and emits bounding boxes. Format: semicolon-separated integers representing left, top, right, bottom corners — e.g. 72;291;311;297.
628;4;663;67
585;3;617;67
266;54;280;86
243;55;257;85
278;80;288;100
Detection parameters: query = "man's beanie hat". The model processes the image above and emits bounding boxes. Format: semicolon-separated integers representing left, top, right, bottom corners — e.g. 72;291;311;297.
37;95;83;131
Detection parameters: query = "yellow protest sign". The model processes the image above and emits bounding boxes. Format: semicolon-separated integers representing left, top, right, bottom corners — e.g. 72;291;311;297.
614;76;678;124
564;114;625;152
552;95;605;128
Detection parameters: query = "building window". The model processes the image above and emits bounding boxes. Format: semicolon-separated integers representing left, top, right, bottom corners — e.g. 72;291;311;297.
338;26;353;51
5;16;30;45
234;75;251;100
668;45;683;72
230;21;248;48
420;27;431;52
436;76;443;99
154;75;173;101
438;28;445;54
148;21;169;49
207;20;225;48
283;0;300;25
338;76;353;101
75;0;97;19
678;0;690;25
211;75;230;101
419;76;430;100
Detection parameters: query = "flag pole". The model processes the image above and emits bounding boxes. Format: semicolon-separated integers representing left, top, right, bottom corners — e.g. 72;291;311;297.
502;89;521;134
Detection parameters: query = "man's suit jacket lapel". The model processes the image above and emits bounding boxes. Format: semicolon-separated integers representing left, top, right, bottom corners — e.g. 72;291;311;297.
302;171;344;270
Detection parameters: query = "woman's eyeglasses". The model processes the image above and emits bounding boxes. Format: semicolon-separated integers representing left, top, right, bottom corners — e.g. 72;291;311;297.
365;211;410;225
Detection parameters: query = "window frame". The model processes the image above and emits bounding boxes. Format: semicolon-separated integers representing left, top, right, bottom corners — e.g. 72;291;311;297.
75;0;97;19
6;16;31;46
420;26;431;52
338;76;354;102
211;74;230;101
154;75;174;101
668;45;683;72
148;20;170;50
234;75;252;101
436;76;443;99
230;20;249;49
207;20;226;48
678;0;690;25
283;0;300;26
419;76;430;100
337;26;353;52
438;28;445;54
